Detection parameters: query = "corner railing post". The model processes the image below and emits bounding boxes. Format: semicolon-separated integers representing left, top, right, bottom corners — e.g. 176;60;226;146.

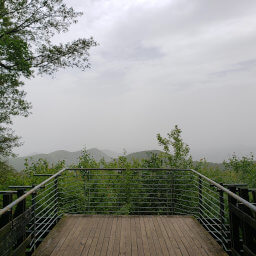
218;183;226;249
198;176;202;222
228;186;241;254
238;188;255;254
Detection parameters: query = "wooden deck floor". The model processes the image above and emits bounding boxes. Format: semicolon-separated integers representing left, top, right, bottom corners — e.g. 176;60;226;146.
33;215;227;256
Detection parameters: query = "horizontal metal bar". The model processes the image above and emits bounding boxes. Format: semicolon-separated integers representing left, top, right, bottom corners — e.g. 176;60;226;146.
66;168;192;171
0;168;66;216
8;185;33;189
0;191;17;194
32;214;59;246
190;169;256;213
34;174;61;177
35;192;57;211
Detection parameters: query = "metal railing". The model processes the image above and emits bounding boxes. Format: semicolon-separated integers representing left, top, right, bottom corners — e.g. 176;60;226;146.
0;168;256;256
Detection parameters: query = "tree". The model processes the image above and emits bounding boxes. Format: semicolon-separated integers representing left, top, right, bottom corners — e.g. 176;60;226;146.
157;125;193;168
0;0;97;157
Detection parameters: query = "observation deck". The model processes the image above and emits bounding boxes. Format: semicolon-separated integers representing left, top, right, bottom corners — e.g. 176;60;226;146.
0;168;256;256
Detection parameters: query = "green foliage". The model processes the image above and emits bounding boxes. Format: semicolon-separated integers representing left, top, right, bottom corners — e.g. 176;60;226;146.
223;153;255;173
223;153;256;187
0;0;97;157
0;160;27;190
157;125;193;168
76;148;99;168
1;125;256;216
142;153;163;168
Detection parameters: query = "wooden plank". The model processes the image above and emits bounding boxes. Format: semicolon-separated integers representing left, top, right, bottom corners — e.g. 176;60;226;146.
175;217;207;256
33;216;74;256
79;216;100;256
88;216;105;256
124;216;131;256
62;216;86;256
99;217;113;256
69;216;94;256
81;216;103;256
147;216;164;255
134;217;144;256
152;216;170;256
139;216;151;256
143;216;157;255
156;216;179;256
183;217;227;256
112;216;121;256
183;218;215;256
53;216;82;256
106;216;117;255
161;216;190;256
130;217;139;256
177;217;209;256
171;217;199;256
94;216;109;256
119;217;126;256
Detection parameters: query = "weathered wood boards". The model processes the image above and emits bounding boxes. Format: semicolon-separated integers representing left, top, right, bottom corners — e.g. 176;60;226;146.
33;215;227;256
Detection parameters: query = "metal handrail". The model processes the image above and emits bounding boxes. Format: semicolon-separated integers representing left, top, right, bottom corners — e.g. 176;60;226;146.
0;168;66;216
1;167;256;216
190;169;256;213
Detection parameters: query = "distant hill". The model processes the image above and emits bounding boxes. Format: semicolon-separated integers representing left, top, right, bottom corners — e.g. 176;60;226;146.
7;148;224;172
125;151;224;169
101;149;121;158
125;150;162;161
7;148;112;171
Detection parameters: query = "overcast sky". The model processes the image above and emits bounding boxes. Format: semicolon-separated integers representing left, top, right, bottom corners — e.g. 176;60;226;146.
13;0;256;162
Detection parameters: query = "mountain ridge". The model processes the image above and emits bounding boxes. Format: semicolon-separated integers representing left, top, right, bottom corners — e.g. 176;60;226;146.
7;148;223;171
7;148;112;171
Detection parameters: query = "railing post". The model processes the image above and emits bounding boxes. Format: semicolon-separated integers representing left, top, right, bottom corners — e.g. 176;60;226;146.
198;176;202;222
54;176;59;221
0;192;13;228
170;171;175;215
88;170;90;214
14;189;26;246
218;183;226;249
31;189;37;251
14;189;26;218
238;188;255;254
228;186;241;255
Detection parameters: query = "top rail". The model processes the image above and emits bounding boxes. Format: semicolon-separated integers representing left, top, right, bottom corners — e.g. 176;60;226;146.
190;169;256;213
0;168;66;216
1;168;256;216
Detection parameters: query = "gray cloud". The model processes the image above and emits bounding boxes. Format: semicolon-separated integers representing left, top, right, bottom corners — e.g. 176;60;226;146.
101;43;164;61
12;0;256;162
211;58;256;77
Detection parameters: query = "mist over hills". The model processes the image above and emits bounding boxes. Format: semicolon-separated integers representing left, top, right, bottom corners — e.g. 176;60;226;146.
7;148;112;171
7;149;162;171
7;148;223;172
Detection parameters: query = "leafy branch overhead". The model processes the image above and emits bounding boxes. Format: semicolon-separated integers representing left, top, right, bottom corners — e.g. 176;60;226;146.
0;0;97;156
0;0;97;76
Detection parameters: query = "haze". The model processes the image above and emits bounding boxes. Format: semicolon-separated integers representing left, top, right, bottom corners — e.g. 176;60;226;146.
12;0;256;162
